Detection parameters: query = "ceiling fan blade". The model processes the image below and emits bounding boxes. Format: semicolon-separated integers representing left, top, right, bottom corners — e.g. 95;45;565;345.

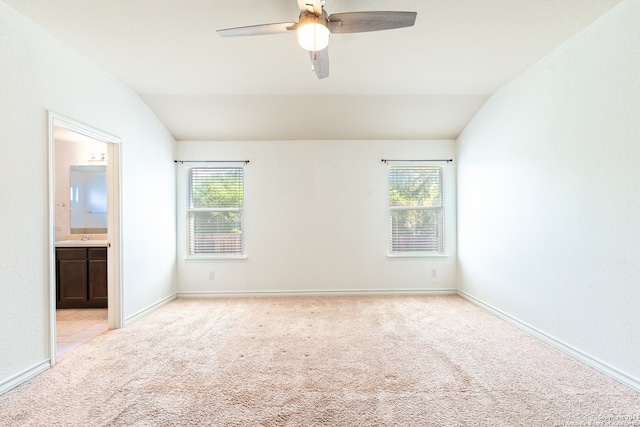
310;48;329;79
328;11;417;34
217;22;297;37
297;0;323;16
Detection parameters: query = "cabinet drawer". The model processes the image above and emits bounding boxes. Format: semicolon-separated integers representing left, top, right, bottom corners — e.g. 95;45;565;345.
89;248;107;260
56;248;87;260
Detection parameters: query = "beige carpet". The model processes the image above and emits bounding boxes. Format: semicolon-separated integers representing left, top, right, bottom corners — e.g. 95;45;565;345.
0;295;638;426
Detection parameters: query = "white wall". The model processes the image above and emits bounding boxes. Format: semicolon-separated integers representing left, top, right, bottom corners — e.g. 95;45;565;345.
457;0;640;390
176;140;457;295
0;1;176;392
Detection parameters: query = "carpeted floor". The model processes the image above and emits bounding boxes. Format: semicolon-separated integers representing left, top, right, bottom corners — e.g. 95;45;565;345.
0;295;638;426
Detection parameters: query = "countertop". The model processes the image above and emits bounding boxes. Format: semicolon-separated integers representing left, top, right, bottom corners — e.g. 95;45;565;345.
55;240;109;248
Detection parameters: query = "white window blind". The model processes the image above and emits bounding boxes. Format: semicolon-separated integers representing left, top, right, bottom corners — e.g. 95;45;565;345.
389;165;444;254
188;167;244;256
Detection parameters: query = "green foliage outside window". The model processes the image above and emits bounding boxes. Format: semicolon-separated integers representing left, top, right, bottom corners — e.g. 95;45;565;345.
189;167;244;255
389;166;444;253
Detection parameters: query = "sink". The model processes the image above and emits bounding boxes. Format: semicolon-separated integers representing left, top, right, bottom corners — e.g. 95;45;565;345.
55;240;109;247
66;234;108;240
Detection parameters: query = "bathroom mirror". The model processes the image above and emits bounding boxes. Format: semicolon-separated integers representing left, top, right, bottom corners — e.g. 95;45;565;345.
70;165;107;233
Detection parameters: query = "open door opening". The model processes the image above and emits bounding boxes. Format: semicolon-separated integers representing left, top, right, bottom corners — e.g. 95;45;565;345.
48;112;122;365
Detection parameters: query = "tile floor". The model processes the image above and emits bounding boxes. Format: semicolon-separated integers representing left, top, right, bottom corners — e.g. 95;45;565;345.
56;308;108;356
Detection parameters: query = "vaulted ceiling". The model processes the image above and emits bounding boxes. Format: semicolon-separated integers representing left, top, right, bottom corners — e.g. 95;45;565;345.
4;0;624;140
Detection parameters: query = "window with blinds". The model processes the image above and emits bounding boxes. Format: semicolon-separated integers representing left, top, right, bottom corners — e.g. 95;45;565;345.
188;167;244;256
389;165;444;254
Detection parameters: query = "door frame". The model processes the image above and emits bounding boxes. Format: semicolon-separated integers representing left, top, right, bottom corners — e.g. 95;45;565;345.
47;111;123;366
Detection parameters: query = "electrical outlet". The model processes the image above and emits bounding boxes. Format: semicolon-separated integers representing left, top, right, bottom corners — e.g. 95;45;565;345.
209;271;215;280
431;269;437;278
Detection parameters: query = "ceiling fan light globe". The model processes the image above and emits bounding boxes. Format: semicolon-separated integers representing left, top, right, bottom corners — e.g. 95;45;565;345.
297;21;330;51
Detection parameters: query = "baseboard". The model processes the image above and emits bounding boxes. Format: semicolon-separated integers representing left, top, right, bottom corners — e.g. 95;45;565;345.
0;360;50;396
457;290;640;393
124;293;177;326
178;288;458;298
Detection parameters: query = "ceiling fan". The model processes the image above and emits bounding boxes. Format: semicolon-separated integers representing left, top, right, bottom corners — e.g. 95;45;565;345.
217;0;417;79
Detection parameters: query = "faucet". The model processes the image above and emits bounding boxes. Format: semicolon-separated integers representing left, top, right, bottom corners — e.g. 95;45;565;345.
80;234;92;241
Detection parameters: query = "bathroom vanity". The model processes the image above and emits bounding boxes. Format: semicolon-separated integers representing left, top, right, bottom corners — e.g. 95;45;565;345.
55;241;108;309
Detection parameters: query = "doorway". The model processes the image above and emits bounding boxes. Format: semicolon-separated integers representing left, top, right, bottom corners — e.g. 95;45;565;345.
48;112;122;365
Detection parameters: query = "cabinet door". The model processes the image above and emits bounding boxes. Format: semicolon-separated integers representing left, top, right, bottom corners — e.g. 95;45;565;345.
58;259;88;304
89;260;108;304
88;248;108;307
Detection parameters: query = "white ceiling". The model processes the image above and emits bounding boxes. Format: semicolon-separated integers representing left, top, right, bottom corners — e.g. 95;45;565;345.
5;0;624;140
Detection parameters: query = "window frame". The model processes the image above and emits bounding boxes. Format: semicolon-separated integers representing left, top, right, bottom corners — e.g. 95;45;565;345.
387;164;446;257
186;166;245;259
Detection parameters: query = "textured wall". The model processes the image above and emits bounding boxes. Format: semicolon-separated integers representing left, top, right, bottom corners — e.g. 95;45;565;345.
457;0;640;389
0;2;176;392
176;140;457;295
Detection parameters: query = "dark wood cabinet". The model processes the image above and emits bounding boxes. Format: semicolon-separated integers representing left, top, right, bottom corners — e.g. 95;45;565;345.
56;247;107;308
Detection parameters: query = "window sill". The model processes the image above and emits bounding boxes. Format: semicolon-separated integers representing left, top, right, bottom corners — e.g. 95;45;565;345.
185;255;247;262
387;253;448;259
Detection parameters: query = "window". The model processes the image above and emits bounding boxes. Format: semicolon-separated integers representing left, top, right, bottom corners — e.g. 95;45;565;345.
188;167;244;257
388;165;444;255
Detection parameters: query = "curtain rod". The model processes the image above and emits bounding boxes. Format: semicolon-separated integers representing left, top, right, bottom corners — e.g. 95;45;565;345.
381;159;453;163
174;160;250;164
